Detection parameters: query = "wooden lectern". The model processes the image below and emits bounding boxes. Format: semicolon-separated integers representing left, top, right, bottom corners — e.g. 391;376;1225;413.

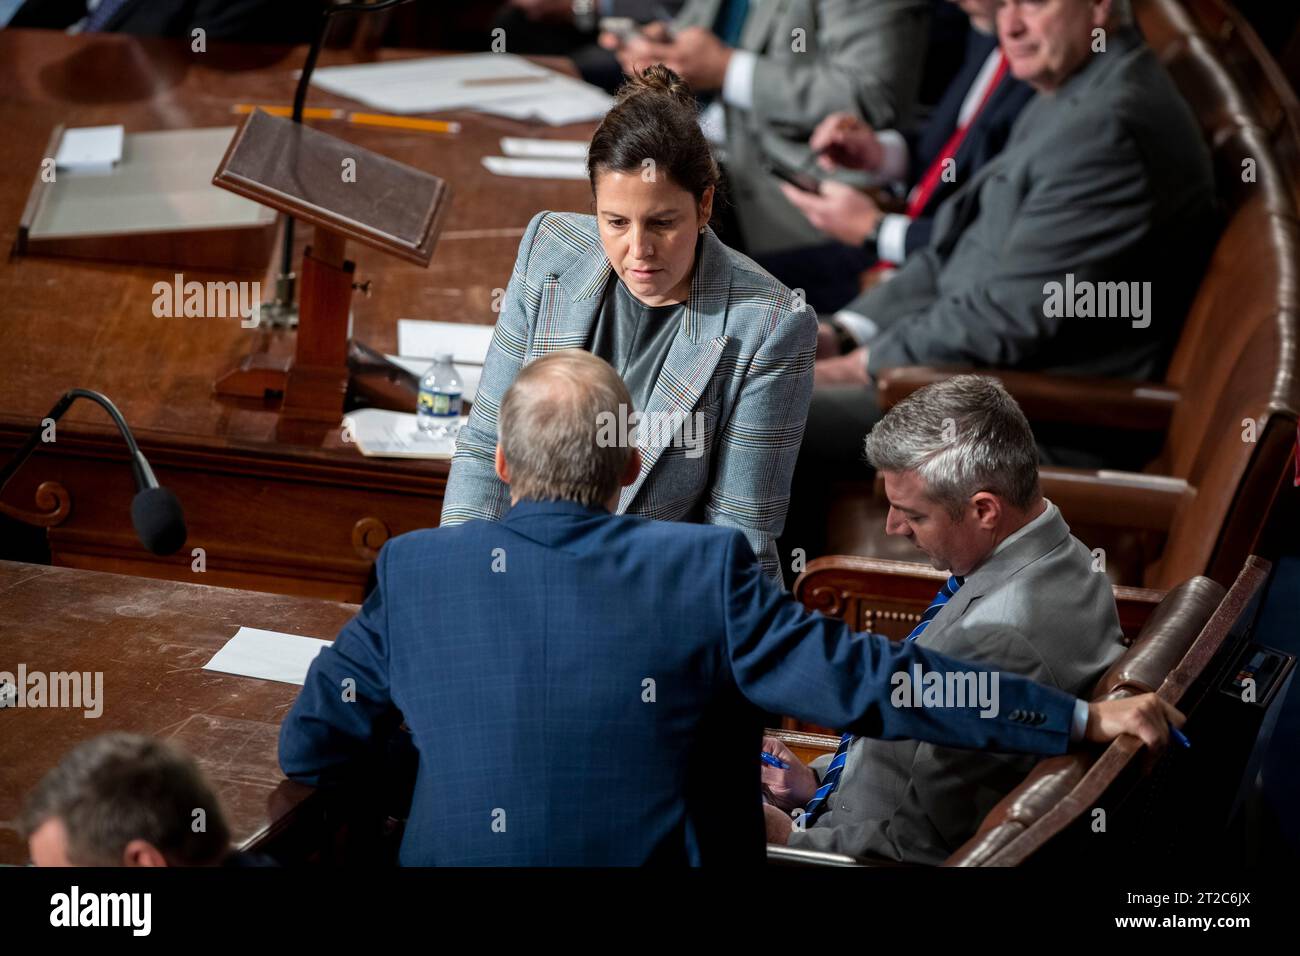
211;109;451;425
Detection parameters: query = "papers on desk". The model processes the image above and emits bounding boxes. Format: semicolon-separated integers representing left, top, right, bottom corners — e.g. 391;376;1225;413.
482;156;588;180
484;138;588;180
54;124;124;174
310;53;613;125
203;627;331;686
397;318;494;366
342;408;469;459
500;137;588;159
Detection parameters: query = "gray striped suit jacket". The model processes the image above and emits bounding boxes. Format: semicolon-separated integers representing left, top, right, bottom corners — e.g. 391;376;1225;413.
440;211;817;583
674;0;931;254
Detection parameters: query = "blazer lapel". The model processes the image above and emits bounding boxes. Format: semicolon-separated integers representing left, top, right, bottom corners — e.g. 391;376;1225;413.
740;0;783;52
525;233;611;363
620;229;732;508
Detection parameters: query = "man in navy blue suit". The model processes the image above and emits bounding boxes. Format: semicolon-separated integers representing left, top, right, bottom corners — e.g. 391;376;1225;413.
279;350;1182;866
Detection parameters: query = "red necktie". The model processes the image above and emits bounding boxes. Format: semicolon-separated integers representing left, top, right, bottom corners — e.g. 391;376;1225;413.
904;52;1010;218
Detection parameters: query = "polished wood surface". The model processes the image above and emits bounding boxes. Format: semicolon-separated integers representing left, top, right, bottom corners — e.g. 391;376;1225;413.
0;559;357;865
0;29;597;600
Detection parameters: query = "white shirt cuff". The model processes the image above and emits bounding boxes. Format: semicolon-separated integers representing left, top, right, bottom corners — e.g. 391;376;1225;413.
721;49;758;110
876;213;910;263
1070;699;1090;743
699;100;727;148
874;129;910;183
832;310;878;347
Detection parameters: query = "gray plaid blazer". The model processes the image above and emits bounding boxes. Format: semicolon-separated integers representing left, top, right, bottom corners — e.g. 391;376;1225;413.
440;211;817;583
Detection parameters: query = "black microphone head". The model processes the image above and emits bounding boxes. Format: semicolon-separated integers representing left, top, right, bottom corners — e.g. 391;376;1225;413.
131;486;187;556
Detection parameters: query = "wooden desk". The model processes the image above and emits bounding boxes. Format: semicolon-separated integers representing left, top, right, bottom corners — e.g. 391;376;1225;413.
0;559;355;865
0;29;596;600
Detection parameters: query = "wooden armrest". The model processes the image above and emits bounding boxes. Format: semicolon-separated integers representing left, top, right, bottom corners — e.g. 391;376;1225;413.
875;367;1179;430
795;553;1165;644
1039;467;1191;533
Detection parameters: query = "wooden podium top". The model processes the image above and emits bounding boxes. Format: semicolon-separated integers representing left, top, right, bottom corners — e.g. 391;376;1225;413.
214;109;451;266
0;559;358;865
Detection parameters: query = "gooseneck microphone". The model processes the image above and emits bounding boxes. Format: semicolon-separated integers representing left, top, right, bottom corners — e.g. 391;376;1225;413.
0;389;187;555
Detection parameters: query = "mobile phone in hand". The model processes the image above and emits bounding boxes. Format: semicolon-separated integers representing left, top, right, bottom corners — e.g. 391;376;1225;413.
764;160;822;194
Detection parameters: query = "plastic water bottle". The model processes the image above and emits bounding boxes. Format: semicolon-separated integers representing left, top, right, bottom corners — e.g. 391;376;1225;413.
417;352;462;438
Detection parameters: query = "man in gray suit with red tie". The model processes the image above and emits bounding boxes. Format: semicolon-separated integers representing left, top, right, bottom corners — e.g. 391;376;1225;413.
762;374;1126;863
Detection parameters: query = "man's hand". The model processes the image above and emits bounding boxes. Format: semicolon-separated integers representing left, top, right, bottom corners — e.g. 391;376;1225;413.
810;112;884;173
611;26;731;92
1085;694;1186;755
510;0;574;24
815;345;871;387
760;736;819;810
779;180;884;247
763;802;796;845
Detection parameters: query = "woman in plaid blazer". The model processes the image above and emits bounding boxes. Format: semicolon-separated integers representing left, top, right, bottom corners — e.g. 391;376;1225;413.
442;66;816;583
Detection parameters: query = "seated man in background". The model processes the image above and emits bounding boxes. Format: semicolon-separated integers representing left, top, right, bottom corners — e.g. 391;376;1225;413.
279;350;1180;866
495;0;687;93
764;0;1035;319
782;0;1217;558
606;0;932;256
21;733;255;867
763;375;1124;862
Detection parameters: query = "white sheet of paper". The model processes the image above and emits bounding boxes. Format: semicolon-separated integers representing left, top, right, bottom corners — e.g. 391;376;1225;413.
482;156;588;180
55;124;124;172
479;85;612;124
309;53;610;124
397;319;495;365
203;627;331;686
342;408;468;459
500;137;588;159
384;355;481;402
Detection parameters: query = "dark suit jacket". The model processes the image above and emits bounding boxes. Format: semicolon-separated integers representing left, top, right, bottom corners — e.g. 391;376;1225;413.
280;499;1080;866
10;0;315;43
901;28;1035;255
853;26;1218;382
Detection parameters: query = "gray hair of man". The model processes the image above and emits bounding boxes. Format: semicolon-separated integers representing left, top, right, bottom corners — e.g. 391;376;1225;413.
498;349;636;509
863;375;1041;520
20;733;232;866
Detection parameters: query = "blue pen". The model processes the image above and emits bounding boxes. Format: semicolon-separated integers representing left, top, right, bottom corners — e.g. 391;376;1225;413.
760;751;789;770
1170;724;1191;749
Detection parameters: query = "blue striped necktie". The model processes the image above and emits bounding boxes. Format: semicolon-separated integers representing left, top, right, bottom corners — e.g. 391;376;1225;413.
798;574;964;827
83;0;133;32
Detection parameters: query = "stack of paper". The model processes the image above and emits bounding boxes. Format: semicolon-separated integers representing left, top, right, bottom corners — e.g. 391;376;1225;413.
343;408;469;460
310;53;613;125
54;125;124;175
482;137;590;180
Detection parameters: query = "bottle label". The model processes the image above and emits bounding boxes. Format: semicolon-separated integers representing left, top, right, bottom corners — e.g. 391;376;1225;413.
418;389;462;417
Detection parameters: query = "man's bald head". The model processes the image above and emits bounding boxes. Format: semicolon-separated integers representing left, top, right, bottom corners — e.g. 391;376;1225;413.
496;350;639;510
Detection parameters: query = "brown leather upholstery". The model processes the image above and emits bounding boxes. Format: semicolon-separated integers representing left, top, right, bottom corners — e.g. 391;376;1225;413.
835;1;1300;592
945;564;1248;868
1089;575;1226;698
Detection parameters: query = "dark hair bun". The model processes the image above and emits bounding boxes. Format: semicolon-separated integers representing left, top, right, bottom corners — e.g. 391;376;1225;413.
617;63;695;110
